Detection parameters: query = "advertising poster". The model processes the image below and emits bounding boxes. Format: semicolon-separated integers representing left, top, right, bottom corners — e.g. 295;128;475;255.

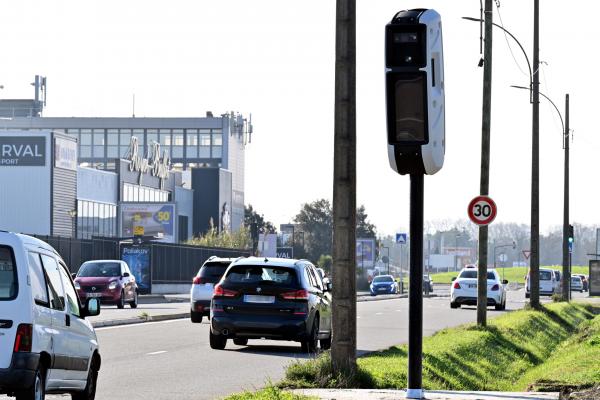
589;260;600;297
121;246;151;294
356;238;376;268
121;203;176;243
54;137;77;170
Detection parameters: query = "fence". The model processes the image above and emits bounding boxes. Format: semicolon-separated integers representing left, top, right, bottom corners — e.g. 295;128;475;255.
33;234;250;284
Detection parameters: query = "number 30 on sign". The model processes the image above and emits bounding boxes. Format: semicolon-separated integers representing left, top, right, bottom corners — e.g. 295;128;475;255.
468;196;497;226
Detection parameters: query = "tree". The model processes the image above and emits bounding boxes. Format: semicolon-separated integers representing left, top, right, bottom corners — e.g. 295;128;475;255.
244;205;276;234
294;199;333;262
356;205;377;238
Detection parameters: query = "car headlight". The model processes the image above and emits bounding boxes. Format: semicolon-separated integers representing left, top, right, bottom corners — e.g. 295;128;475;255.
108;281;118;290
74;281;80;290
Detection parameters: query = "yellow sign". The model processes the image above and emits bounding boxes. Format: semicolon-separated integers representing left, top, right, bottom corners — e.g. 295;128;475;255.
133;226;145;236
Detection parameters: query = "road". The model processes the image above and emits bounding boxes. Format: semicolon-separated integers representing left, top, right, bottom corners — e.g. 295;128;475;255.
2;289;591;400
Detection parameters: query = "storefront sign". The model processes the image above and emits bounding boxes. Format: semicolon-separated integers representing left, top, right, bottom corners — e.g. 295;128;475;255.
121;203;176;243
357;238;376;268
121;246;152;294
54;137;77;170
0;137;46;166
125;136;170;189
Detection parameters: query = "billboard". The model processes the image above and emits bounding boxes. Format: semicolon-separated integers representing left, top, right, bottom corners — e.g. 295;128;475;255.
590;260;600;297
121;246;152;294
0;136;46;166
54;137;77;170
356;238;376;268
120;203;176;243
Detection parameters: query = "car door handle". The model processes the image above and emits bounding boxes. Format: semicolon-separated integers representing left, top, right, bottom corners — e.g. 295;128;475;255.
65;314;71;327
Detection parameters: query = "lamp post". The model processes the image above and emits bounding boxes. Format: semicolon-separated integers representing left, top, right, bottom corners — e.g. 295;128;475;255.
455;233;461;271
382;246;390;274
67;209;77;238
494;241;516;281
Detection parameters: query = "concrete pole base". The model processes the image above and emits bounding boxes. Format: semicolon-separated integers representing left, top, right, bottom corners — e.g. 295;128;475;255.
406;388;424;399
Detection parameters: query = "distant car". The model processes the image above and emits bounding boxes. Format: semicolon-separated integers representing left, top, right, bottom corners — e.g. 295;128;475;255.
525;268;558;298
574;274;589;291
190;256;239;323
370;275;399;296
0;231;101;400
209;257;332;352
75;260;138;309
450;268;507;310
423;275;433;293
571;275;584;292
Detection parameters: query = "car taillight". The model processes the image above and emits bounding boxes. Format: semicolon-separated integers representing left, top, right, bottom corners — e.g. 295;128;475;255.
14;324;33;353
491;284;499;291
192;276;204;285
453;281;461;289
281;289;309;300
213;284;237;297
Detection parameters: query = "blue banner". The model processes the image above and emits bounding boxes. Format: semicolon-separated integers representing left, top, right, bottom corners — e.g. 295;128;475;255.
122;246;152;294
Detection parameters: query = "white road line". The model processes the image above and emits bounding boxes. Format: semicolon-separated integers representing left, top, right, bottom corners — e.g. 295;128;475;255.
95;318;191;331
146;350;167;356
375;312;383;315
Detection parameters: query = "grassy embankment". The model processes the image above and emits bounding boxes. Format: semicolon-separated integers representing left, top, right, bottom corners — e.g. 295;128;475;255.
279;302;600;393
430;266;590;284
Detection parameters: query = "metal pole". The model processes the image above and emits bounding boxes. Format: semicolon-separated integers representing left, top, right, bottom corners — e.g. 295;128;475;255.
529;0;541;309
407;173;424;399
331;0;357;375
477;0;493;327
562;94;570;301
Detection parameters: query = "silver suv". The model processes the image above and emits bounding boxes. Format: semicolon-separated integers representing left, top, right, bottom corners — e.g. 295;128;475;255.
190;257;239;323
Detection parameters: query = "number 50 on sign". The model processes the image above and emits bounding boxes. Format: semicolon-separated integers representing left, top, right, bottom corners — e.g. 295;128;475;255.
468;195;497;226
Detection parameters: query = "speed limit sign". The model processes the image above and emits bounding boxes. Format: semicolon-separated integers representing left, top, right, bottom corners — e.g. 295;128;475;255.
468;195;497;226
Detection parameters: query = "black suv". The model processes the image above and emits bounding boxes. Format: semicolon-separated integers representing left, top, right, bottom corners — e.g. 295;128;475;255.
209;257;332;353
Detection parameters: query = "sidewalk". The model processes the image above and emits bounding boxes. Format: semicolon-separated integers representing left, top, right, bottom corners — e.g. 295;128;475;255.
292;389;560;399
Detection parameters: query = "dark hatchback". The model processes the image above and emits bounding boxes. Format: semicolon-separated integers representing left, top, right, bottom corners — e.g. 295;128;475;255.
210;257;332;353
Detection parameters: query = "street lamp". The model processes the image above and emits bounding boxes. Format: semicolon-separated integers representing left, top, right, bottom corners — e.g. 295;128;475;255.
494;241;516;281
381;246;390;274
455;233;461;271
67;209;77;238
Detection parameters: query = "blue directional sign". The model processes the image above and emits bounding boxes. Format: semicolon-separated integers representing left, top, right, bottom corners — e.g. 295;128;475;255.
396;233;407;244
568;241;573;254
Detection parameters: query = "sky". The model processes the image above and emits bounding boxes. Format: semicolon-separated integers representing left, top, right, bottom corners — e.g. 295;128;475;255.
1;1;599;237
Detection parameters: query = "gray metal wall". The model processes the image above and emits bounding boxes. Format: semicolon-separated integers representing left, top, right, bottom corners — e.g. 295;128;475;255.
175;186;194;240
77;167;118;204
0;131;51;235
51;133;77;237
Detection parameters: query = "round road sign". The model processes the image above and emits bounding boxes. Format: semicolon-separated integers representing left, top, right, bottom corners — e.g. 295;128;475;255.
468;195;497;226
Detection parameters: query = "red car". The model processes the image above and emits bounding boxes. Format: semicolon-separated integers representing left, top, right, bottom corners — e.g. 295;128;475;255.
74;260;138;308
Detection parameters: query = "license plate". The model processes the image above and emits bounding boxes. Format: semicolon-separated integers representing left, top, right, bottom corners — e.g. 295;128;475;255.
243;295;275;304
87;293;102;298
468;284;477;289
378;288;386;291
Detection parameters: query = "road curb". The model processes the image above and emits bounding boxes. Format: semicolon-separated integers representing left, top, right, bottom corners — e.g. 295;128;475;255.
92;312;190;328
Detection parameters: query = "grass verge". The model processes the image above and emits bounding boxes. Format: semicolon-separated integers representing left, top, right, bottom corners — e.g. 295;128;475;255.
280;302;599;392
430;266;590;284
223;385;316;400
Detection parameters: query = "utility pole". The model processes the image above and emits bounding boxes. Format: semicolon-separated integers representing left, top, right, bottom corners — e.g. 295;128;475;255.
562;94;570;301
477;0;493;327
530;0;541;309
331;0;356;375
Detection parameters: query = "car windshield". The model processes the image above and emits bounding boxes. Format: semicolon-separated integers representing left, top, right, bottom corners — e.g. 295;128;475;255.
539;271;552;280
0;246;17;300
198;261;231;283
225;265;297;286
78;262;121;277
373;276;394;283
459;270;496;280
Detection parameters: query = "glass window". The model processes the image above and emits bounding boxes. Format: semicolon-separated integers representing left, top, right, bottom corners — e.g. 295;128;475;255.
133;129;144;146
98;204;105;236
28;253;49;306
80;146;91;158
40;254;65;310
58;263;80;317
107;131;119;145
0;246;18;300
200;134;211;146
459;270;496;280
212;133;222;146
78;262;121;277
80;132;92;145
199;147;210;158
172;130;184;158
93;202;99;235
107;146;119;158
133;187;139;202
224;266;297;286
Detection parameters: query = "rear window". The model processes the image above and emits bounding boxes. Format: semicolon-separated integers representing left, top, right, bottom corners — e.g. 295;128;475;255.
571;276;581;283
78;262;121;277
459;270;496;280
0;246;18;300
225;265;297;286
199;261;231;283
540;271;552;280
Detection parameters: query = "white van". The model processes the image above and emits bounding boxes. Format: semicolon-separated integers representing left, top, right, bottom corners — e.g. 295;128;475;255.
525;268;557;298
0;231;101;400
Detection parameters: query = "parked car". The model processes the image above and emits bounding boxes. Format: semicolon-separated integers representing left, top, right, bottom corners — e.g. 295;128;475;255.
74;260;138;309
190;256;239;323
574;274;589;291
0;231;101;400
370;275;399;295
209;257;332;352
450;268;507;310
571;275;584;292
525;268;558;298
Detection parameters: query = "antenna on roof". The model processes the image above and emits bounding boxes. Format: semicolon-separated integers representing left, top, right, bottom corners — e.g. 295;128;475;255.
132;93;136;118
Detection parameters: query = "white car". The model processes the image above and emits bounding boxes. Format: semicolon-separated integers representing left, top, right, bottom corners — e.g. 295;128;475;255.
190;256;239;323
0;231;101;400
450;268;507;310
525;268;558;297
571;275;584;292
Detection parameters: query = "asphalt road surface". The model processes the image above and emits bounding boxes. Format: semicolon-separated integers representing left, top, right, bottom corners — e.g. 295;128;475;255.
2;289;591;400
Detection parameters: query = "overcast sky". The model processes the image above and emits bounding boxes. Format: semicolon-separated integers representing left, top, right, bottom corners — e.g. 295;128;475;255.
2;1;599;237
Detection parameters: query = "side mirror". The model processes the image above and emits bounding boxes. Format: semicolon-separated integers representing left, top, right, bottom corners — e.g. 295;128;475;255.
122;272;130;278
71;273;77;279
502;279;508;285
451;277;456;282
326;282;333;292
84;298;101;317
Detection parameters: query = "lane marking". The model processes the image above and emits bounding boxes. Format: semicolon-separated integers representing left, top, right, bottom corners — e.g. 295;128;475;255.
147;350;167;355
375;312;383;315
95;318;191;331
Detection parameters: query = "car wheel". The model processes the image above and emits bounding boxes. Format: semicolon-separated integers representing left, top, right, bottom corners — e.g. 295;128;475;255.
190;311;203;323
450;302;460;309
71;358;98;400
320;334;332;350
233;338;248;346
16;366;45;400
301;317;319;353
209;329;227;350
525;292;530;299
129;290;138;309
117;291;125;309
